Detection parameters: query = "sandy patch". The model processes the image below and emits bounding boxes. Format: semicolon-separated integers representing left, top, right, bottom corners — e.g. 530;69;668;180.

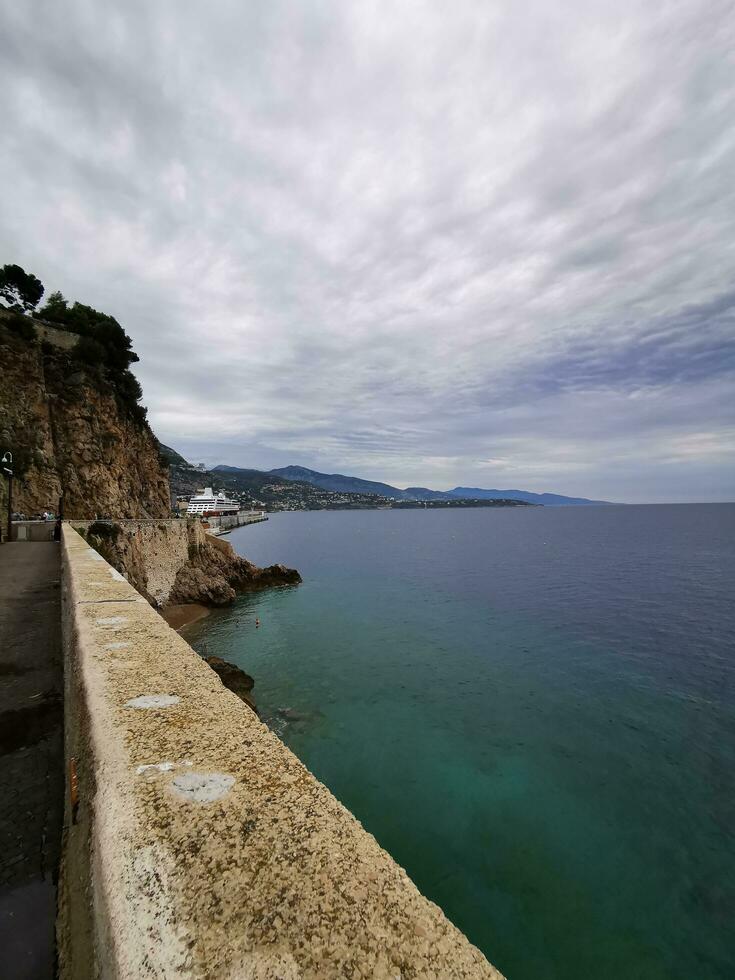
160;603;211;631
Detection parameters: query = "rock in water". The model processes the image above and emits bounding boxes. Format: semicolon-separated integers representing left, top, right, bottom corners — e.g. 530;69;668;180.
278;707;309;722
204;656;258;715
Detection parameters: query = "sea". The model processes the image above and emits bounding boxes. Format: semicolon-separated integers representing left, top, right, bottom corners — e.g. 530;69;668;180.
183;504;735;980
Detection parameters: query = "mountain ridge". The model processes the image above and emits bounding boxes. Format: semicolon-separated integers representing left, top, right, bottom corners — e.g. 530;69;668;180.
264;465;419;500
267;465;612;506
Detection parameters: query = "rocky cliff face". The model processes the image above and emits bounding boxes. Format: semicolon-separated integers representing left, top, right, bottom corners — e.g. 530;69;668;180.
0;310;170;519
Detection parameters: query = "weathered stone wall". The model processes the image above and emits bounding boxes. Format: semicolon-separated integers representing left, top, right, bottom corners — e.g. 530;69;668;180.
0;308;170;521
58;524;504;978
71;519;191;606
34;322;78;350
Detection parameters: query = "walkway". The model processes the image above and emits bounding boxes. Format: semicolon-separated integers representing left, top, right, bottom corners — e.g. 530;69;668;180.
0;543;63;980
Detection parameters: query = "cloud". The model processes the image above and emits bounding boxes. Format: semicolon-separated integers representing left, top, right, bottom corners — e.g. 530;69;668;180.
1;0;734;501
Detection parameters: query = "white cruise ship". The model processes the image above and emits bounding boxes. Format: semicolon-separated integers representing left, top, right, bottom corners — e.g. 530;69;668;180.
186;488;240;517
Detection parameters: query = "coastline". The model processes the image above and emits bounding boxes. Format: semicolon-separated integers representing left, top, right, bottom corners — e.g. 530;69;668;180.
160;602;211;631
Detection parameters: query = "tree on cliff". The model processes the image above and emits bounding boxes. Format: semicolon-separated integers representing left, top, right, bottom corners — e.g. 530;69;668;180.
0;264;44;312
38;289;146;423
40;290;68;320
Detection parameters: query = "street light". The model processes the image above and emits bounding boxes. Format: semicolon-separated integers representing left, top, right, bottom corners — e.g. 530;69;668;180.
2;452;13;544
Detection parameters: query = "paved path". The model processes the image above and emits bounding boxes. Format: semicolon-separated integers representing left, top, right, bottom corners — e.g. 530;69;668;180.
0;543;63;980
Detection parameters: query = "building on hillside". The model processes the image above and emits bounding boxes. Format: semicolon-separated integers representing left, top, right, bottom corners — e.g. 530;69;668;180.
186;488;239;517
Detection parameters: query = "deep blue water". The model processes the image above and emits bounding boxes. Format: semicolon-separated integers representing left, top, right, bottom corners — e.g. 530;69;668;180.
185;504;735;979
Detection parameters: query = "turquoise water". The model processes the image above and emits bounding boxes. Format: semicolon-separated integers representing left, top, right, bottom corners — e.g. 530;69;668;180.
185;505;735;979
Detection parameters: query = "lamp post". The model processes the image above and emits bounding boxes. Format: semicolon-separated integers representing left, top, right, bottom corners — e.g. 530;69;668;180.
1;452;12;544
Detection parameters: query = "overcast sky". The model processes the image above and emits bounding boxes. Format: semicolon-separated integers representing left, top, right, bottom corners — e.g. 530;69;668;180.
2;1;734;502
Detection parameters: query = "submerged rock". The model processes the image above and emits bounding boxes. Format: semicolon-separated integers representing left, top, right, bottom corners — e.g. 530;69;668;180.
277;707;310;722
204;656;258;715
278;707;299;721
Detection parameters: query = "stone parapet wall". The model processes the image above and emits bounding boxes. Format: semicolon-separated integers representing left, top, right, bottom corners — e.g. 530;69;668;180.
58;524;503;978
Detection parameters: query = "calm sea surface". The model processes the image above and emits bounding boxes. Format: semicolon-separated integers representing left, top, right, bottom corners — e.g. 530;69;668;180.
185;504;735;979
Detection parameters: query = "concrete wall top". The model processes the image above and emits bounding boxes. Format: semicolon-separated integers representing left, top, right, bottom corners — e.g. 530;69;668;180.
60;525;503;979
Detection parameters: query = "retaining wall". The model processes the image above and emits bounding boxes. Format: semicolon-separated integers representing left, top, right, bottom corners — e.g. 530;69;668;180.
58;524;503;978
70;519;192;606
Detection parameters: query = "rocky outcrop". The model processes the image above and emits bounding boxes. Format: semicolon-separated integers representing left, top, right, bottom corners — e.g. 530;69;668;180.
0;309;170;520
203;656;258;714
77;518;300;610
168;523;300;606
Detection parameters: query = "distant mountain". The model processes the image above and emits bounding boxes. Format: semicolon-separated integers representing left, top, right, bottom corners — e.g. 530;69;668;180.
268;465;418;500
448;487;611;506
269;465;611;506
167;455;610;509
207;464;395;509
211;464;286;491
